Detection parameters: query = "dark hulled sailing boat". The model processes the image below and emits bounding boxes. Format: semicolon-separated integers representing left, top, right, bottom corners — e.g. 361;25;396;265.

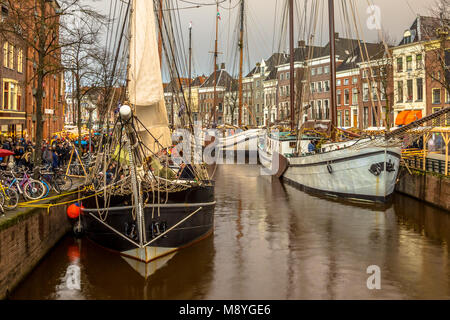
78;0;215;267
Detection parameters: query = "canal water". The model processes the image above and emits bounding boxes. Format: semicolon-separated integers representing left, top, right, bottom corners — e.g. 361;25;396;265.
11;165;450;299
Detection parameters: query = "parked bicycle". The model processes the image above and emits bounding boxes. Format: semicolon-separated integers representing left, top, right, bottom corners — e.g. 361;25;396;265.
2;168;46;201
36;165;73;194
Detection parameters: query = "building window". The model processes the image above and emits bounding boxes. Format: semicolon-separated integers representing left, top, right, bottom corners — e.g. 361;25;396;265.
317;67;323;75
311;68;316;76
406;55;412;71
324;66;330;74
372;83;378;101
310;83;315;93
363;83;369;102
397;81;403;103
17;85;21;110
280;73;284;81
317;82;323;93
286;72;289;79
380;85;386;101
416;54;423;69
3;81;18;110
352;88;358;105
406;79;413;101
397;57;403;72
344;110;350;127
337;79;341;86
416;78;423;101
8;43;13;69
310;101;315;119
324;100;329;119
337;90;341;106
324;80;330;92
362;69;368;78
432;88;441;104
352;76;358;84
363;107;369;128
344;78;349;85
337;111;342;127
344;89;349;105
3;42;7;67
317;100;322;119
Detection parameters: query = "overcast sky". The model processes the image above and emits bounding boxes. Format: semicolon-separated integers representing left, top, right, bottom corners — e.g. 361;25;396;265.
85;0;432;79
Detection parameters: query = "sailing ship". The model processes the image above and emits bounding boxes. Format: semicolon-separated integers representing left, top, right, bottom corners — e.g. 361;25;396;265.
258;0;402;202
78;0;215;265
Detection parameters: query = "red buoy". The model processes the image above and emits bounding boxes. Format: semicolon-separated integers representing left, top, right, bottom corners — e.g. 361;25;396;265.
67;203;82;219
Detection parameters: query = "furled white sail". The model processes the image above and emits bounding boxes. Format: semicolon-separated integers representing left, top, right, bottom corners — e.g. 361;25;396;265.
129;0;171;153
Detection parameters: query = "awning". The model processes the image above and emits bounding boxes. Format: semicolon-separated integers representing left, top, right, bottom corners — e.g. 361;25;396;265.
395;110;410;126
404;110;422;125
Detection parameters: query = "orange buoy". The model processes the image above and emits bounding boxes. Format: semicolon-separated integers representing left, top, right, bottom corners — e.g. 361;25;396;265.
67;203;82;219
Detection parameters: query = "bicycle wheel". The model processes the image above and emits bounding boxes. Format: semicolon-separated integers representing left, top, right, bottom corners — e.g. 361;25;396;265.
3;188;19;210
40;179;50;198
55;175;73;192
23;180;46;200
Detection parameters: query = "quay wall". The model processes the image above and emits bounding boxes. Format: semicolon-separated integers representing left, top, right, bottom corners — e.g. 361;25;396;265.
396;168;450;212
0;195;76;299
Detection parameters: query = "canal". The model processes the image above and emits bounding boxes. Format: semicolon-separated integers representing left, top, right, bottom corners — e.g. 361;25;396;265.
10;165;450;299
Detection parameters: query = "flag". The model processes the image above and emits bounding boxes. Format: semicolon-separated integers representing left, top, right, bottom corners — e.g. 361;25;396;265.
217;11;221;20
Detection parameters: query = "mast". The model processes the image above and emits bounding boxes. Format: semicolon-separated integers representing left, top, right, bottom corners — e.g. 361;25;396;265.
213;1;219;126
238;0;244;127
328;0;337;141
158;0;163;65
188;22;192;123
289;0;295;132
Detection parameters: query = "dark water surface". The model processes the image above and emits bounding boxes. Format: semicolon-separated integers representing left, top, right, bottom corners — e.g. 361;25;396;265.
11;165;450;299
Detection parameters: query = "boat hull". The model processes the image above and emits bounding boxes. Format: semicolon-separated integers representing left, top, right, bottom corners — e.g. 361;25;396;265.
80;185;215;263
282;147;401;202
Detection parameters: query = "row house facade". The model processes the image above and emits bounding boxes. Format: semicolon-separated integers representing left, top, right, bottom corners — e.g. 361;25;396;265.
424;39;449;126
392;15;445;127
0;33;26;138
1;0;64;141
198;64;234;126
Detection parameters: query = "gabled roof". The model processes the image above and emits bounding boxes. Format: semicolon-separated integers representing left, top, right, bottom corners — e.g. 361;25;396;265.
264;68;278;81
164;78;191;93
201;69;234;90
398;15;445;46
191;75;206;87
337;43;387;72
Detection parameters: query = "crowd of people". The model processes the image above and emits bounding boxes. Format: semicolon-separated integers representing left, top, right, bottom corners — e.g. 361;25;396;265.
0;134;100;171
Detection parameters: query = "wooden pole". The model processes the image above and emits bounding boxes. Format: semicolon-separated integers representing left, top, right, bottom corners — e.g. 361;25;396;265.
188;23;192;123
238;0;244;127
328;0;338;141
213;1;219;126
289;0;295;132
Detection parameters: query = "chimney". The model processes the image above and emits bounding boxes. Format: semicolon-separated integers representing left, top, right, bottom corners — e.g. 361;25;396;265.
220;63;225;70
298;40;305;48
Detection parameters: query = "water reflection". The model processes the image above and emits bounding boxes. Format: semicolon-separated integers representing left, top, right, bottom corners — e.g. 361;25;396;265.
11;165;450;299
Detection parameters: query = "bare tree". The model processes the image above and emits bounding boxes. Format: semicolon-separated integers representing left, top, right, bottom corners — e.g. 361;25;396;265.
0;0;103;169
62;13;106;148
425;0;450;95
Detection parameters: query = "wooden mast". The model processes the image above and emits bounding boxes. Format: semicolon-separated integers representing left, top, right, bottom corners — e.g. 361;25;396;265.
188;22;192;123
213;1;219;126
158;0;163;65
238;0;244;127
328;0;338;141
289;0;295;132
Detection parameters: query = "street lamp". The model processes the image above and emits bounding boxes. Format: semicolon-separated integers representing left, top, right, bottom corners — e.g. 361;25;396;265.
85;104;96;157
